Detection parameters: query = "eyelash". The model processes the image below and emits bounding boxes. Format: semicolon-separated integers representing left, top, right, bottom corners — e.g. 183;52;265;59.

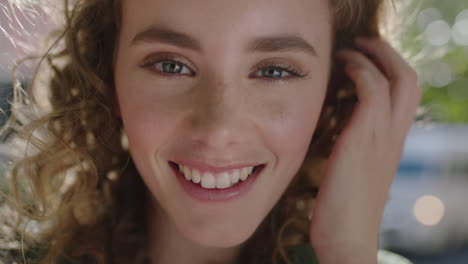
139;54;309;81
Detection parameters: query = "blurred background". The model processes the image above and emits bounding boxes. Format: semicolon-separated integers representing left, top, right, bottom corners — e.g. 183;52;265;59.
377;1;468;264
1;0;468;263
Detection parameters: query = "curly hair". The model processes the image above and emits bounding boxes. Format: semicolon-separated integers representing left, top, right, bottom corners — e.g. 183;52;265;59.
0;0;392;263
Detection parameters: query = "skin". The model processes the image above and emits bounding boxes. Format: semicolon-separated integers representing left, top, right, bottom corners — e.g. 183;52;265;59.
114;0;331;263
310;39;422;263
113;0;422;263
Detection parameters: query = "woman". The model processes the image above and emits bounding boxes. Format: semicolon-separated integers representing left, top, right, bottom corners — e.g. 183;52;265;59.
1;0;421;263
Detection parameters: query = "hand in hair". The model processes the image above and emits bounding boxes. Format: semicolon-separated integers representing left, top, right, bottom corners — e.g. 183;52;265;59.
308;37;422;264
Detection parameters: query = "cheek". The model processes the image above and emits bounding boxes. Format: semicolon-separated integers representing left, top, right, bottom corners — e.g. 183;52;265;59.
254;88;326;203
120;102;174;155
115;68;185;157
117;98;180;195
261;89;326;159
115;79;172;160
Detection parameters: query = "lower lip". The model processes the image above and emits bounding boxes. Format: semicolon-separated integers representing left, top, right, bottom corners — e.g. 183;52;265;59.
170;162;265;203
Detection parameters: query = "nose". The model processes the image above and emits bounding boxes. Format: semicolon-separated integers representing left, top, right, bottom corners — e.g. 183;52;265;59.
186;77;250;151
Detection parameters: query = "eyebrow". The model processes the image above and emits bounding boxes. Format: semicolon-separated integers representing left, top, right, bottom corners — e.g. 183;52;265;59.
247;35;317;57
131;24;202;51
131;24;318;57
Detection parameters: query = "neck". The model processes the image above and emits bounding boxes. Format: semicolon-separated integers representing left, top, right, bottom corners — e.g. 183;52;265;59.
145;193;241;264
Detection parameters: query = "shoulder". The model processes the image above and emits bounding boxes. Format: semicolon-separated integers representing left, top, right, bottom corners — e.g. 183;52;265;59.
287;244;414;264
378;249;414;264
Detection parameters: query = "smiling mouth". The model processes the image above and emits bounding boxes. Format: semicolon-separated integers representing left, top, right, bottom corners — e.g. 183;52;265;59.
168;161;265;189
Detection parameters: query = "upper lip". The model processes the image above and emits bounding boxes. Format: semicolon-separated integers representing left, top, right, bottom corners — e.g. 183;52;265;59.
170;159;264;174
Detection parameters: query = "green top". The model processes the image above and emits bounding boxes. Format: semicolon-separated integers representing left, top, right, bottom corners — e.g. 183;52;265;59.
284;244;414;264
1;244;413;264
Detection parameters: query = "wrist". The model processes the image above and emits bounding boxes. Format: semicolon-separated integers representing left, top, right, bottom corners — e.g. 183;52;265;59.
312;241;378;264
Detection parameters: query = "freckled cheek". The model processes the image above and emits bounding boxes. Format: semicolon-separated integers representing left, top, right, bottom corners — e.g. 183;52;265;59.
258;99;323;193
116;76;186;146
262;96;324;155
120;99;178;157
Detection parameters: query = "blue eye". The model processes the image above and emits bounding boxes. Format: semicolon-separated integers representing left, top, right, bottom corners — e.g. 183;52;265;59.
158;61;193;75
253;65;307;81
261;67;288;78
250;59;308;81
140;54;308;81
141;55;194;77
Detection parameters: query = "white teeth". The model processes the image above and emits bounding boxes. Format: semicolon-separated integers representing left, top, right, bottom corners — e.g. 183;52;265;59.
181;165;191;181
201;172;216;189
192;169;201;184
176;164;257;189
231;169;240;184
216;172;231;189
240;167;250;181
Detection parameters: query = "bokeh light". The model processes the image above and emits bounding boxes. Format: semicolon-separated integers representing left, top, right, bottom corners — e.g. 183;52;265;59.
416;8;443;32
413;195;445;226
452;10;468;46
424;20;452;46
421;61;453;88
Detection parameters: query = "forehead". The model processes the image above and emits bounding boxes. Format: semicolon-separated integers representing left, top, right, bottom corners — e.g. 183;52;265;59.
120;0;332;55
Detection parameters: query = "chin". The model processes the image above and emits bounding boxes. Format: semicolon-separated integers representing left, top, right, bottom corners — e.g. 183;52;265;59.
177;217;260;248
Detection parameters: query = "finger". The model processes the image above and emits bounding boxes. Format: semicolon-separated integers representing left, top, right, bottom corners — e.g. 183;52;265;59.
354;37;410;81
354;37;422;119
335;50;392;134
335;49;391;108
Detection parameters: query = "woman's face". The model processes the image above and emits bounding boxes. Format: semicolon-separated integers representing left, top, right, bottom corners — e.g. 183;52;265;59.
114;0;332;248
